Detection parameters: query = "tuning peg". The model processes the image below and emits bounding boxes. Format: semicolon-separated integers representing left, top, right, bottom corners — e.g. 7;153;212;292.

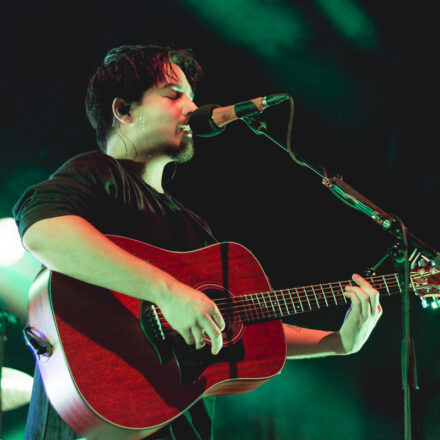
420;297;440;310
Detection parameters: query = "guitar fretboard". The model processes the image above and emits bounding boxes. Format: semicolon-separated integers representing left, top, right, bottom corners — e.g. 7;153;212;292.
232;273;402;323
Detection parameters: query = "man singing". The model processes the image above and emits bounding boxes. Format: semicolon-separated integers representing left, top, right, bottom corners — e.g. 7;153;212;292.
13;44;382;440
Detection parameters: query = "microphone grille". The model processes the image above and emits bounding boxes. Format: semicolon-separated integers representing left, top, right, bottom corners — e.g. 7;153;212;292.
189;104;226;137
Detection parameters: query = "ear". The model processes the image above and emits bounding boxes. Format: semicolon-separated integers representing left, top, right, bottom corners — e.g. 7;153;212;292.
112;98;133;125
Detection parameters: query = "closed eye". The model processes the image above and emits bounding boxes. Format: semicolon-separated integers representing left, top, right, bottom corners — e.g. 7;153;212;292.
161;82;194;101
166;91;182;100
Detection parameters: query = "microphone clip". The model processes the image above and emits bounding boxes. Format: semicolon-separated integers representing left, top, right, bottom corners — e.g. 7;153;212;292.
241;113;268;135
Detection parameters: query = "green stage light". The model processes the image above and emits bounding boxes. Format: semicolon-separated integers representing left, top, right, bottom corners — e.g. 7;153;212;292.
185;0;311;55
183;0;369;131
314;0;377;49
0;217;25;267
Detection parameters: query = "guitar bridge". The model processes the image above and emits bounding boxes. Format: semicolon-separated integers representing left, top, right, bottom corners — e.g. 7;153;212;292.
150;305;165;341
140;301;175;365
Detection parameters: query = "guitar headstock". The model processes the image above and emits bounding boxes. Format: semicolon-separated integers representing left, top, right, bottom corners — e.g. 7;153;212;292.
410;265;440;309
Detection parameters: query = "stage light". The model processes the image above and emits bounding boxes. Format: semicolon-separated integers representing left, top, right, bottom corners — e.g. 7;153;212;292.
0;217;40;322
185;0;310;55
0;217;25;266
314;0;377;49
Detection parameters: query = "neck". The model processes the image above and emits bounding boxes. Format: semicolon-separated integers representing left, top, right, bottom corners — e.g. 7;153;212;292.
106;134;172;194
235;273;402;324
138;155;171;194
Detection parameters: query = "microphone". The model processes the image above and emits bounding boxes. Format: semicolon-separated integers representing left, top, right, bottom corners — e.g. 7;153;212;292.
189;94;289;137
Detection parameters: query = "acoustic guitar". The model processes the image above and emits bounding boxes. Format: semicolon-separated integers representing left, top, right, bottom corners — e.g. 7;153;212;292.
24;235;440;440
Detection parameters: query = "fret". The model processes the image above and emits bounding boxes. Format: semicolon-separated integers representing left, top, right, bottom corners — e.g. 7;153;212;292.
272;292;284;316
303;287;312;310
320;284;329;307
261;292;274;316
255;294;263;315
295;289;304;312
269;292;279;316
382;275;391;296
338;282;348;303
241;306;251;322
243;270;408;324
368;277;378;291
262;292;274;315
248;295;257;321
254;293;269;320
310;285;320;309
276;293;285;316
276;290;289;316
329;283;337;305
287;289;297;313
280;290;290;315
256;294;267;320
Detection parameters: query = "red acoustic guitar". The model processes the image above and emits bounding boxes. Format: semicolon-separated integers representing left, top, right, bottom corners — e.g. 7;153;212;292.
25;235;440;440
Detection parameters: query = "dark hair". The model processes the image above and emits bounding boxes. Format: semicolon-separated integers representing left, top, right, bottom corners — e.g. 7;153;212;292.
85;44;203;151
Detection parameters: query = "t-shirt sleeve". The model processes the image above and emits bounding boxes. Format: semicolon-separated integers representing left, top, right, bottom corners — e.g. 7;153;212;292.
12;151;118;239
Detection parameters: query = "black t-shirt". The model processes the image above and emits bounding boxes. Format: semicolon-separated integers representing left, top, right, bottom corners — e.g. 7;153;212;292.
13;150;217;440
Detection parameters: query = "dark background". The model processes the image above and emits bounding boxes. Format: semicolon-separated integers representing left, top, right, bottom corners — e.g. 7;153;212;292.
1;1;439;438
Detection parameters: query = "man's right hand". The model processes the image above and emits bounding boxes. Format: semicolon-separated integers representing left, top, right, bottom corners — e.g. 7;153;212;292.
23;216;226;354
156;279;225;355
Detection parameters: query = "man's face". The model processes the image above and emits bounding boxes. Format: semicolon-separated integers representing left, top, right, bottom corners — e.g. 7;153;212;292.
131;63;197;162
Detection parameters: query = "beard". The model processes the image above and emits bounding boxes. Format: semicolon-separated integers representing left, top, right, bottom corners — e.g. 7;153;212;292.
167;133;195;163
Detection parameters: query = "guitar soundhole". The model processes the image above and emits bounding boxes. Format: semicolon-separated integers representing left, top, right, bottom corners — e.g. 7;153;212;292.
201;286;244;347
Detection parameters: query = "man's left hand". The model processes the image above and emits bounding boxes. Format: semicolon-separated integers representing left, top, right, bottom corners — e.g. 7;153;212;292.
339;273;382;354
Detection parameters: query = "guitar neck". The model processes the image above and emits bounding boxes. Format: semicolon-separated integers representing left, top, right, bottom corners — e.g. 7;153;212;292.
236;273;402;324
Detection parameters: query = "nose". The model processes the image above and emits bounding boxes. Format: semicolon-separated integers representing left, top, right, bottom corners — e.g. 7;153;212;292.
182;96;198;117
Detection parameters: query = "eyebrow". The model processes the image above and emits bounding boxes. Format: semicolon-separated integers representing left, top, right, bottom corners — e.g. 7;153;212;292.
161;82;194;100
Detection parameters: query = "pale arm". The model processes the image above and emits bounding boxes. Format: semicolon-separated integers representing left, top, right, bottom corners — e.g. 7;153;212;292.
23;215;225;353
284;325;345;359
284;274;382;359
24;215;179;303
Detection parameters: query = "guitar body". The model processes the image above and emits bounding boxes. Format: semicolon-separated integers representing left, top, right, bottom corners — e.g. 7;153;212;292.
28;236;286;440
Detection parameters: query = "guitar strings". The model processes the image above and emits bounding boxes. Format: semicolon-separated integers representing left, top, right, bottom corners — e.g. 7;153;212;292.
156;286;402;338
154;276;403;322
172;273;402;310
154;281;404;337
151;267;432;333
158;287;402;338
153;271;425;320
211;272;403;308
157;291;401;339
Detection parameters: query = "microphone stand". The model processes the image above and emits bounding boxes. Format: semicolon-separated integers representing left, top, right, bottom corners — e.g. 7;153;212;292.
241;101;439;439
